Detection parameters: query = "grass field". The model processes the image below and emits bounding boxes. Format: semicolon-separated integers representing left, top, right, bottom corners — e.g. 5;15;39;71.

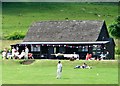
2;2;118;38
1;59;118;84
1;40;22;50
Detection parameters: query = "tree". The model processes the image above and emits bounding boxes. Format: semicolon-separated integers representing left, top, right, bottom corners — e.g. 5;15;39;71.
109;15;120;39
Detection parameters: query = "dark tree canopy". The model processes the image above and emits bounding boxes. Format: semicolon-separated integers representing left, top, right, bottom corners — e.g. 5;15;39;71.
109;15;120;38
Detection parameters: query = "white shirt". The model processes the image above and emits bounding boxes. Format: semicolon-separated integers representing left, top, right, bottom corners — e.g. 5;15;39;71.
25;48;29;53
15;51;19;57
57;63;62;70
18;51;25;58
100;53;105;57
20;51;25;56
12;48;16;56
2;51;6;57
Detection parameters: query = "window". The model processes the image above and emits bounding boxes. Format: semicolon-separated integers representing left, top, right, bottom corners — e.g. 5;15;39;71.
92;45;101;55
31;45;41;52
78;46;88;52
82;46;88;52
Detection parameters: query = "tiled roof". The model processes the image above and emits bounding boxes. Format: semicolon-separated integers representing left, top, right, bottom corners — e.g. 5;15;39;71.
23;20;104;42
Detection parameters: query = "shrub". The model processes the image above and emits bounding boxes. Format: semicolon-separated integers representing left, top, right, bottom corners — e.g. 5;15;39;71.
0;50;3;54
109;15;120;39
4;31;25;40
116;48;120;55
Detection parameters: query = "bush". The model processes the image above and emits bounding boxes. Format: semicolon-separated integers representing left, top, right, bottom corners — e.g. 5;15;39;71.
109;15;120;39
115;48;120;55
4;31;25;40
0;50;3;54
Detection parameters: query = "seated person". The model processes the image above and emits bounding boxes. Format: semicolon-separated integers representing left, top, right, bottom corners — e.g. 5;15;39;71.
100;52;106;60
7;50;12;59
14;50;19;59
86;53;89;60
82;63;87;68
28;53;34;59
89;54;92;59
74;63;92;69
2;50;7;60
18;50;25;59
105;51;109;59
86;53;92;60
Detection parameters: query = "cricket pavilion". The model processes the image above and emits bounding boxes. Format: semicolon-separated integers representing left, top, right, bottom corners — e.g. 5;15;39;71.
11;20;115;59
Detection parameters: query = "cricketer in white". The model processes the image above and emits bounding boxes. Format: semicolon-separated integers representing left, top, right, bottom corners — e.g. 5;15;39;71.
56;61;62;79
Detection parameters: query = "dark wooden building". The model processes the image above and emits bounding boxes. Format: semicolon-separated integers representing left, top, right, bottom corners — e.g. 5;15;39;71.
12;20;115;59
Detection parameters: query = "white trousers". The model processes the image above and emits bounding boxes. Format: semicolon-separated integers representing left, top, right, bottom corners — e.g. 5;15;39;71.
56;69;62;79
25;53;28;59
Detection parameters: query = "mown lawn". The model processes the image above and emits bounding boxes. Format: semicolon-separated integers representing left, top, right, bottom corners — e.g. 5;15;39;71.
1;59;118;84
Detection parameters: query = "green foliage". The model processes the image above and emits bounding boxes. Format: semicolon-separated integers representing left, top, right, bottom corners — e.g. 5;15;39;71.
2;2;118;40
0;50;3;54
4;31;25;40
116;48;120;55
116;15;120;23
109;15;120;38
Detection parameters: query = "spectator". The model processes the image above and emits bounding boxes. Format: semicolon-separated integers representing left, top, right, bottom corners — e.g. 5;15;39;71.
86;53;92;60
14;50;19;59
28;53;34;59
100;52;106;60
12;47;16;58
82;63;87;68
86;53;90;60
106;51;109;59
18;50;25;59
89;54;92;60
25;46;29;59
7;50;12;59
74;63;92;69
2;50;7;60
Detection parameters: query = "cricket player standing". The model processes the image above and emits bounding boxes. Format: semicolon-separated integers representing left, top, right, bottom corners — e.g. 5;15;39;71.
56;61;62;79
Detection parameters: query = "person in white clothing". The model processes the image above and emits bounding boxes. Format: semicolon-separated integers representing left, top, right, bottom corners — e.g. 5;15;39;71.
14;50;19;58
12;47;16;58
2;50;7;60
56;61;62;79
18;50;25;59
25;46;29;59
